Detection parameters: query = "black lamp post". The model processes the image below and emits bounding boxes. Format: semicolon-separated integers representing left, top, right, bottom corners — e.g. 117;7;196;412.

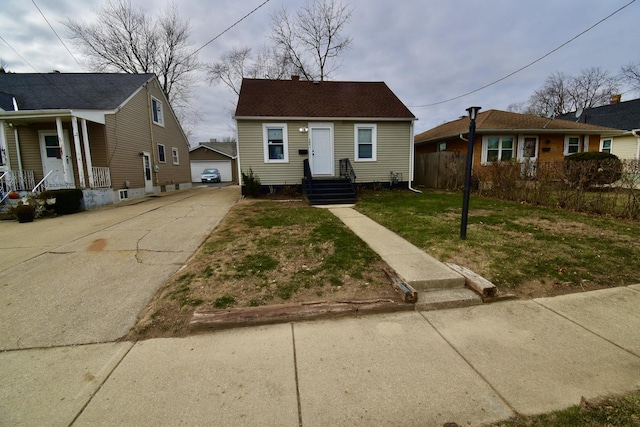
460;106;481;240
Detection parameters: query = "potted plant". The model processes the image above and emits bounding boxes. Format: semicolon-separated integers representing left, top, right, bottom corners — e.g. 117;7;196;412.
15;204;36;223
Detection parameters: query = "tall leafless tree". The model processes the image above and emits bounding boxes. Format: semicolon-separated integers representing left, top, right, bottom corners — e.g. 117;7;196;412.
64;0;198;108
206;45;297;95
621;61;640;93
270;0;353;81
522;68;619;117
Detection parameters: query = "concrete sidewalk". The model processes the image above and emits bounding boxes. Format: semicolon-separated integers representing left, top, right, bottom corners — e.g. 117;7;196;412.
2;285;639;426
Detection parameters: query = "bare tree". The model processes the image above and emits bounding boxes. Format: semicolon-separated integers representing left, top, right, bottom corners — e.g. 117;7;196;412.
522;68;619;117
64;0;198;105
568;67;619;110
270;0;353;81
621;61;640;93
207;45;297;95
206;47;252;96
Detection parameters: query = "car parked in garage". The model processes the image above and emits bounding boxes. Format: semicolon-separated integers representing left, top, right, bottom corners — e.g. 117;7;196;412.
201;168;221;183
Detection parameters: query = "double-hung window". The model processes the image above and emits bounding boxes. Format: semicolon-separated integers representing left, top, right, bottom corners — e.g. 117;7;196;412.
564;136;580;155
355;124;377;161
151;96;164;126
263;124;288;162
172;147;179;165
600;138;612;154
482;136;514;163
158;144;166;163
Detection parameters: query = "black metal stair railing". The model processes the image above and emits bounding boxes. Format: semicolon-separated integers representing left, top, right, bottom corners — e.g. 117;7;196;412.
339;158;356;183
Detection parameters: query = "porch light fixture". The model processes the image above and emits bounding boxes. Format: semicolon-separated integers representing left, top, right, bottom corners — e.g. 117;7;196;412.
460;106;481;240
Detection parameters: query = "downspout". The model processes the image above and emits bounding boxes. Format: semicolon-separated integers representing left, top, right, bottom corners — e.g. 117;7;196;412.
407;120;421;193
145;83;157;186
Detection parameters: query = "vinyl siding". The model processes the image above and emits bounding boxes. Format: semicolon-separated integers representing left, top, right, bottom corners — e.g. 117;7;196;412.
610;135;639;160
237;119;412;186
104;79;191;190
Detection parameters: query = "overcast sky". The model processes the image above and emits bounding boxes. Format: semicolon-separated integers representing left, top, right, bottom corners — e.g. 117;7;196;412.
1;0;638;144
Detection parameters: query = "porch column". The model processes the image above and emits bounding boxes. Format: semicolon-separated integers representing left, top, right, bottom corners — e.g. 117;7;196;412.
0;121;10;171
71;116;86;188
56;118;70;184
81;119;95;188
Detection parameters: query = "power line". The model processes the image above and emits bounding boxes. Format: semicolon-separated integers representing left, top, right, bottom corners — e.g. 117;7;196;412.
192;0;273;56
31;0;84;69
409;0;636;108
0;34;40;72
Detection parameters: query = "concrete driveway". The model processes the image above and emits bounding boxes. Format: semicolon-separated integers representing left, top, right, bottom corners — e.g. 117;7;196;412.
0;186;240;350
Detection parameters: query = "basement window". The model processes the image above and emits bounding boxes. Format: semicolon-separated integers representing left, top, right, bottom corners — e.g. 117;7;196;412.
119;189;129;200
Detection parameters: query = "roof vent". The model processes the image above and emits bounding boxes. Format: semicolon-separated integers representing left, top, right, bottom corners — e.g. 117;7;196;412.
291;75;299;82
610;94;621;104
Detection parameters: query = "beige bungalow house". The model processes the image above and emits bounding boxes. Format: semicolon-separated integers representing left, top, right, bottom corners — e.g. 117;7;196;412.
0;72;192;209
233;77;416;204
414;109;622;187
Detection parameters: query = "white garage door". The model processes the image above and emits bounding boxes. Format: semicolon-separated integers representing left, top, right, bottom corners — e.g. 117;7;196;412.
191;160;233;182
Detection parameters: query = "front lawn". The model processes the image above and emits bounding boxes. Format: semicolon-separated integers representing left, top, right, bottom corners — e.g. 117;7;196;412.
356;188;640;297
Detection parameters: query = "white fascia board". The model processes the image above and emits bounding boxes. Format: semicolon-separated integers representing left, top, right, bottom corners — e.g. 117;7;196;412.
233;115;415;122
0;109;109;124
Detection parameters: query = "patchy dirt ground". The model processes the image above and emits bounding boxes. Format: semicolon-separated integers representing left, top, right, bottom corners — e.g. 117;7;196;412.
125;199;400;340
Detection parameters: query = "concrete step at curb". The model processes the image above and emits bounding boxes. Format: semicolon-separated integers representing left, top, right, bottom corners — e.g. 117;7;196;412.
415;288;483;311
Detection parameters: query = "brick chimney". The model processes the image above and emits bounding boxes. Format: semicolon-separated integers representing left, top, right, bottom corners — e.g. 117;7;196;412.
291;75;300;82
610;94;622;104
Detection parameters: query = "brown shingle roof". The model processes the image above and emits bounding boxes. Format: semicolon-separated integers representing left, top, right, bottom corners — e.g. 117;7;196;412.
415;109;621;143
234;78;415;119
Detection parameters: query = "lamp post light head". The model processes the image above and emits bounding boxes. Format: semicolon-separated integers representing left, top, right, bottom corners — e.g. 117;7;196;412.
466;106;482;121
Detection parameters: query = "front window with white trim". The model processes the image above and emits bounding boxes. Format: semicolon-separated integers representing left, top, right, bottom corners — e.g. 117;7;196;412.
263;124;288;162
355;124;377;161
600;138;612;154
564;136;581;155
482;136;514;163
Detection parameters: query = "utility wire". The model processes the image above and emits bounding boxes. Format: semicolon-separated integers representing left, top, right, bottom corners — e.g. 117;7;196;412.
192;0;272;56
409;0;636;108
0;34;40;72
32;0;84;68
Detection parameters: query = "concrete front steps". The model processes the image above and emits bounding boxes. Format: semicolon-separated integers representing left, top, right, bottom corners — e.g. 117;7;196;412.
326;206;487;310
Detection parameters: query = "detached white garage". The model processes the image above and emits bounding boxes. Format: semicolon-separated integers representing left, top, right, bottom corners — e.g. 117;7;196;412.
190;160;233;182
189;141;238;183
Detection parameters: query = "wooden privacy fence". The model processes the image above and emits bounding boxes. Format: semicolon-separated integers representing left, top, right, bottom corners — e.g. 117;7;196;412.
414;152;466;190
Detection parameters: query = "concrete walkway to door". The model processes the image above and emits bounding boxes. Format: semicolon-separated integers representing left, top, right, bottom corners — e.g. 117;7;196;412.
0;185;240;350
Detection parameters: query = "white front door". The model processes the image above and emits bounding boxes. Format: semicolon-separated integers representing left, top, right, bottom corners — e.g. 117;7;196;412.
142;152;154;193
519;135;539;177
309;123;334;176
39;131;75;189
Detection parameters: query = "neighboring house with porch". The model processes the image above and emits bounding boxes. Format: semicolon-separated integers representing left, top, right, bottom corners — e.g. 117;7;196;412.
414;109;621;187
233;76;416;204
0;72;192;209
557;97;640;160
189;140;238;183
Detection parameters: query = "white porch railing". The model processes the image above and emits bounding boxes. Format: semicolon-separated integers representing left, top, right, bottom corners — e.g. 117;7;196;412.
1;170;36;191
92;167;111;188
